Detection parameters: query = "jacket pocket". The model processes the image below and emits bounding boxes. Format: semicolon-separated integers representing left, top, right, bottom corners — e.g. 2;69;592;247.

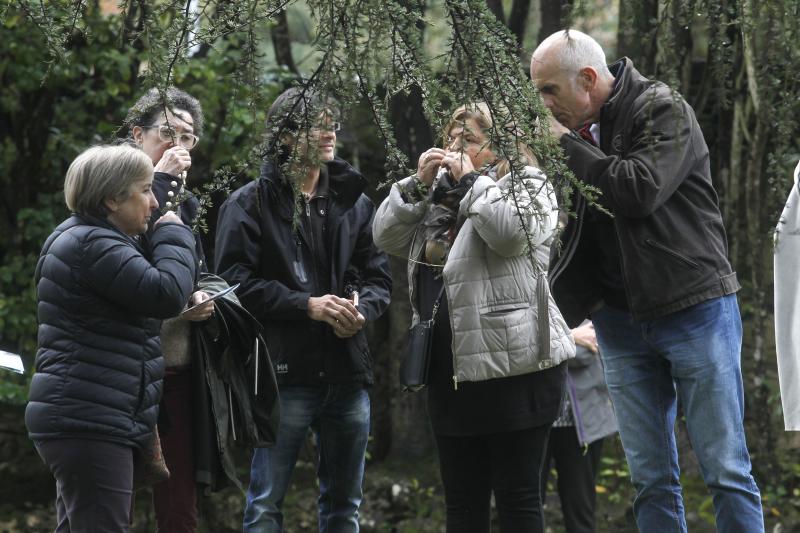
479;302;530;316
478;305;533;372
644;239;700;270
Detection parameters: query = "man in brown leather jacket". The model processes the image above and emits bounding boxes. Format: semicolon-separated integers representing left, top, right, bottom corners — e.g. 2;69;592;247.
531;29;764;533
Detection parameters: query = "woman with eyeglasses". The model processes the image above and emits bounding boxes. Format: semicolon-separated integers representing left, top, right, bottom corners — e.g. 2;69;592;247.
122;87;213;532
373;102;575;533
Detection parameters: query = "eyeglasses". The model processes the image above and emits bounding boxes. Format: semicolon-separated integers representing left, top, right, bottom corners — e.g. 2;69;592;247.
143;124;199;149
310;122;341;133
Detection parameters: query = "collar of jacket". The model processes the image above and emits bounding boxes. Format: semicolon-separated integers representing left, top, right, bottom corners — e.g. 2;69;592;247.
73;212;145;251
599;58;653;128
260;157;368;210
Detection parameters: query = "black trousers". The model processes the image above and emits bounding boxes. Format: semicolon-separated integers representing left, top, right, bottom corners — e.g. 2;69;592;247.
541;426;605;533
434;425;550;533
36;438;134;533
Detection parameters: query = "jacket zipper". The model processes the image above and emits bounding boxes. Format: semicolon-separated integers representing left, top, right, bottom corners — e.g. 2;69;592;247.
228;386;237;441
645;239;700;269
254;337;259;396
304;200;322;293
441;281;458;391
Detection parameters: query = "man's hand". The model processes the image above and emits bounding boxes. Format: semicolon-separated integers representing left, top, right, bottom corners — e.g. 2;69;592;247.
546;113;571;138
182;291;215;322
308;294;365;338
571;322;598;353
154;146;192;176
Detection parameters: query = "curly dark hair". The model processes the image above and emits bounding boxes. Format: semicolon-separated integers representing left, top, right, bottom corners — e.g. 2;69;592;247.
122;86;204;138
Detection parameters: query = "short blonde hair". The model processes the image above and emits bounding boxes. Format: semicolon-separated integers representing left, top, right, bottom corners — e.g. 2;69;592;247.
443;102;538;178
64;145;153;216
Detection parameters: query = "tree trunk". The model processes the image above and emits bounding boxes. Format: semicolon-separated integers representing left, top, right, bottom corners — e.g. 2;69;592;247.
381;257;435;459
668;0;694;94
617;0;659;75
538;0;570;45
507;0;531;49
388;85;435;167
271;9;298;74
371;84;436;461
485;0;505;23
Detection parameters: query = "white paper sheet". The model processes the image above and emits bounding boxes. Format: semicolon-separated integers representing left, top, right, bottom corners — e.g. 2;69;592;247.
0;350;24;374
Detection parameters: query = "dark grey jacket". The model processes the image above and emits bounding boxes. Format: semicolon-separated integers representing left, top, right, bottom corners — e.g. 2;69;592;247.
552;58;739;324
26;214;197;449
566;346;617;447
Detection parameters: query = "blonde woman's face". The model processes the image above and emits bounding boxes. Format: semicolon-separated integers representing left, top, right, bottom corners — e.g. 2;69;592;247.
445;117;496;169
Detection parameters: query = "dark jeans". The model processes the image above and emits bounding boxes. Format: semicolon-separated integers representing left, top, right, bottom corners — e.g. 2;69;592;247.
36;438;134;533
541;427;604;533
243;384;371;533
153;367;197;533
434;425;550;533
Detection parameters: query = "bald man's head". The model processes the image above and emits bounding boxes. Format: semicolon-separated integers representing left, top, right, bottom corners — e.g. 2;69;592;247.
530;30;614;130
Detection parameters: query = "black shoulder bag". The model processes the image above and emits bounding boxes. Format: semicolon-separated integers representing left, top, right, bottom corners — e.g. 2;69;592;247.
399;285;445;392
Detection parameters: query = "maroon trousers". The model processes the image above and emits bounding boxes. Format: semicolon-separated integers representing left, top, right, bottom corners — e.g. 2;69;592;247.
152;367;198;533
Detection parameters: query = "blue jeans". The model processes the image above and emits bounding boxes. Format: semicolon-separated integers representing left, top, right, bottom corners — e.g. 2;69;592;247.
243;384;370;533
592;295;763;533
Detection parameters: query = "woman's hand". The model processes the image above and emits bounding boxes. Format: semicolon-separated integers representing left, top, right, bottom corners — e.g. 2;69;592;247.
442;150;476;182
153;146;192;177
416;148;447;186
155;211;184;226
571;322;598;353
182;291;215;322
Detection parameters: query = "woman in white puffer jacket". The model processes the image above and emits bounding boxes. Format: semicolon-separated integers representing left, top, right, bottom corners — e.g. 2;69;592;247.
373;102;574;533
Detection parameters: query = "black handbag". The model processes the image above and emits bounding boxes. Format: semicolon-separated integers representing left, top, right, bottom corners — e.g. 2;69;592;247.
399;286;445;392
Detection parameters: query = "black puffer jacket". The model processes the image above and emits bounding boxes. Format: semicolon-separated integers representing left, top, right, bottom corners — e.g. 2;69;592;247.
215;158;392;386
26;214;197;449
552;58;739;324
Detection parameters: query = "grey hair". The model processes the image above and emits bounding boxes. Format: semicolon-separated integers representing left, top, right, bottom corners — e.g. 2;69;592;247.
64;145;153;217
535;30;613;81
123;86;204;137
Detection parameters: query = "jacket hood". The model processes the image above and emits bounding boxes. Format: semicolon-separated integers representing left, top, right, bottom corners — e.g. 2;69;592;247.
260;157;368;210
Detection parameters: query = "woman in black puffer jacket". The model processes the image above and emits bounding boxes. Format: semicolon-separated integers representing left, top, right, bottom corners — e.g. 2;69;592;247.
25;145;197;532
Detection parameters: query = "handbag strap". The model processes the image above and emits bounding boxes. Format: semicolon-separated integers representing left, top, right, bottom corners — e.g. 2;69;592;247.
428;285;446;325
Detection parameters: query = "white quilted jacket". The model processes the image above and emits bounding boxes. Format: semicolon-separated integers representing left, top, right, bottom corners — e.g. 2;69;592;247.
775;160;800;430
373;166;575;385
